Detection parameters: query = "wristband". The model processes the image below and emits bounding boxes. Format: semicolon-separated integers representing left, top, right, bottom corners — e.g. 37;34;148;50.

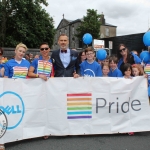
35;74;39;78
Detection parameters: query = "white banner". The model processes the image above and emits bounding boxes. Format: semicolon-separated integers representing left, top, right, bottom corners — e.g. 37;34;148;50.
0;77;150;144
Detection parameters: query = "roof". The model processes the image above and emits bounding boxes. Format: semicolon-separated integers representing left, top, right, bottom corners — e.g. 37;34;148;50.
57;18;117;29
104;22;117;27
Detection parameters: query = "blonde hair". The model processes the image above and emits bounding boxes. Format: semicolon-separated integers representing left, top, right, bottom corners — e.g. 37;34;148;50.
16;43;28;51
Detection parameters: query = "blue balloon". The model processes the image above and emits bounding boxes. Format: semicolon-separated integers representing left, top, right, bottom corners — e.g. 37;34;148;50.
143;31;150;46
140;51;149;63
96;49;107;61
82;33;93;45
148;86;150;97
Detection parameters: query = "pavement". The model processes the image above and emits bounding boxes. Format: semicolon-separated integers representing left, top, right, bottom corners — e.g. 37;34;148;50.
5;131;150;150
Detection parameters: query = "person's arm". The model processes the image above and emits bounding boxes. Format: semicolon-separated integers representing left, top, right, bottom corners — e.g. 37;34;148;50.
4;62;9;78
79;63;84;77
0;67;4;77
74;52;80;75
117;69;123;77
96;64;102;77
27;59;48;81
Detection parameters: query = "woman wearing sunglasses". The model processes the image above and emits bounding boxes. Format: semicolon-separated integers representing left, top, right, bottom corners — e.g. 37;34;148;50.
117;43;141;74
28;42;54;81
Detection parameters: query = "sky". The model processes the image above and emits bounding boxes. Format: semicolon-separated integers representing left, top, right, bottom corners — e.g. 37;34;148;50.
43;0;150;36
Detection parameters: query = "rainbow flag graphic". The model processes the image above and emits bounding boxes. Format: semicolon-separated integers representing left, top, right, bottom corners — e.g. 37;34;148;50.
13;67;28;78
144;64;150;75
67;93;92;119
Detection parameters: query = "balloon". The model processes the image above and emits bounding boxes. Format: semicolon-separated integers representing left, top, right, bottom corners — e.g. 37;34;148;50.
143;31;150;46
140;51;149;63
96;49;107;61
82;33;93;45
148;86;150;97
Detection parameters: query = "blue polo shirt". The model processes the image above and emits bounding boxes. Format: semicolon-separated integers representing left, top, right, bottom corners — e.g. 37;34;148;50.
108;68;123;77
4;59;30;78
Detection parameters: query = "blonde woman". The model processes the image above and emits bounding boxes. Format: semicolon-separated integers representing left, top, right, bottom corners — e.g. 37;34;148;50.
4;43;30;78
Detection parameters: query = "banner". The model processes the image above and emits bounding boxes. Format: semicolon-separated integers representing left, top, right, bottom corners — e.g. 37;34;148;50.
0;77;150;144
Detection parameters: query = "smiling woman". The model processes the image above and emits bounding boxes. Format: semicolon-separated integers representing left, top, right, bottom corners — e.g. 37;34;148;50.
4;43;30;78
27;42;54;81
117;43;141;74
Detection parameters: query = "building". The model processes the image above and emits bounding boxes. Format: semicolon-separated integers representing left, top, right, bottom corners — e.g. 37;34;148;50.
52;14;117;50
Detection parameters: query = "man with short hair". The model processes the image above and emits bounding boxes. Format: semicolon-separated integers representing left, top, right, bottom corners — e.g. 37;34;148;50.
51;34;80;77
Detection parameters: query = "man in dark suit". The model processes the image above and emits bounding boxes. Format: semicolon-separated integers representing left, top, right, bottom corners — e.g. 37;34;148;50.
51;34;80;77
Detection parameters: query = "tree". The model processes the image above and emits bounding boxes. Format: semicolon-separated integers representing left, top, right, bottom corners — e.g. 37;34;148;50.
0;0;55;48
76;9;101;42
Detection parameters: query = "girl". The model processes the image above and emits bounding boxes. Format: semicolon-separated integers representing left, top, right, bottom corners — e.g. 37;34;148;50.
122;63;132;79
122;63;134;135
132;64;144;76
117;44;141;74
102;64;110;77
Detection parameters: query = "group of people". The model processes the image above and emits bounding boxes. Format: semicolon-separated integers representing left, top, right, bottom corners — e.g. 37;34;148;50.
0;34;145;80
0;33;149;149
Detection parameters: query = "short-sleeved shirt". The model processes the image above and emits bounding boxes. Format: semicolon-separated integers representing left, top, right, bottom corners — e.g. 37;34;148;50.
31;56;53;77
4;59;30;78
80;60;102;77
108;68;123;77
0;64;5;78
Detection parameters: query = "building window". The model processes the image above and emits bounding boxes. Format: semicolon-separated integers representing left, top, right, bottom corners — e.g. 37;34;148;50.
72;25;75;35
65;28;67;34
105;28;109;36
59;30;61;35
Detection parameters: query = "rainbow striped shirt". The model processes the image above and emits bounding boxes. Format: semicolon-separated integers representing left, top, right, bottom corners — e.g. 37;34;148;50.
31;57;53;77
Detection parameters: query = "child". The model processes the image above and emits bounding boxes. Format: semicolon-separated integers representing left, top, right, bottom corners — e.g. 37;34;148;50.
101;56;109;66
80;47;102;77
108;56;123;77
102;64;110;77
122;63;134;135
122;63;132;79
132;64;144;76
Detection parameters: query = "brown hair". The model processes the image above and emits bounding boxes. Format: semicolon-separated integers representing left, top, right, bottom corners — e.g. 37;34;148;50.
84;47;94;54
0;47;3;55
131;64;144;76
109;56;118;64
117;43;130;62
58;33;68;40
102;64;110;69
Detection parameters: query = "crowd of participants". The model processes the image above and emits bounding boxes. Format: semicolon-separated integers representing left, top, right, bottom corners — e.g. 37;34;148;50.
0;33;149;149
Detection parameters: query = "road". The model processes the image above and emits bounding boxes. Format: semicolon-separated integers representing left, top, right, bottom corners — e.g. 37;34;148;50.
5;132;150;150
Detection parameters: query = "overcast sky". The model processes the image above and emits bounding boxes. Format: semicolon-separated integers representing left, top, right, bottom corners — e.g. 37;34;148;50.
44;0;150;36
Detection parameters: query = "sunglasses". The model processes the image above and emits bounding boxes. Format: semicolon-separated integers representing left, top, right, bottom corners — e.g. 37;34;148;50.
119;48;126;53
40;48;49;51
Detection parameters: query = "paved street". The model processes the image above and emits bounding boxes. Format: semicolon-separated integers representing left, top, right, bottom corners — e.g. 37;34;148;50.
5;132;150;150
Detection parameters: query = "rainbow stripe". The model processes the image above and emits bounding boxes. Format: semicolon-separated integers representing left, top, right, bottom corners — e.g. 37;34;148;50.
144;64;150;80
67;93;92;119
37;60;52;77
13;67;28;78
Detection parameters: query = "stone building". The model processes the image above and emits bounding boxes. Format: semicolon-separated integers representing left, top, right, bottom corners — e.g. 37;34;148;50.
52;14;117;50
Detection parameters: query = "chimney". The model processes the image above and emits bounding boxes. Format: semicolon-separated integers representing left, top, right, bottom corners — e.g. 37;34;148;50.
100;12;105;25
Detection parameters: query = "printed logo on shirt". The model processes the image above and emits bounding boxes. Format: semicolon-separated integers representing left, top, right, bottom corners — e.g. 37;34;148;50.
67;93;92;119
13;67;28;78
84;69;95;77
37;60;52;77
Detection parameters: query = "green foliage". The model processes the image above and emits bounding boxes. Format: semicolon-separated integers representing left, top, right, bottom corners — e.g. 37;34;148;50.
0;0;55;48
76;9;101;41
